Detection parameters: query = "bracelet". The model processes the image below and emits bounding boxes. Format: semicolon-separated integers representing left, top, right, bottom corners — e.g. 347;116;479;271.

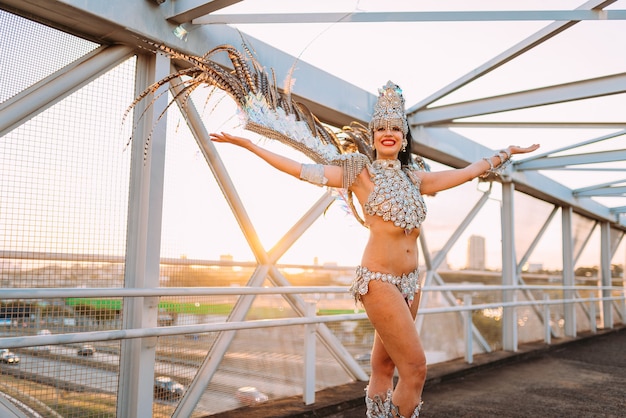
480;153;513;178
499;149;511;161
479;157;494;178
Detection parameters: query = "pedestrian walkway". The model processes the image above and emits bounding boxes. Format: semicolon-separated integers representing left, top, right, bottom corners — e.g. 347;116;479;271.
212;326;626;417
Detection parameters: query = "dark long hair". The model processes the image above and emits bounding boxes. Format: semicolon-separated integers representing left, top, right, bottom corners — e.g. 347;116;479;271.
399;128;413;167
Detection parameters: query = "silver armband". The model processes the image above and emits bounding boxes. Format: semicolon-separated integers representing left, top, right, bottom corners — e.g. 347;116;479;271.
300;164;328;186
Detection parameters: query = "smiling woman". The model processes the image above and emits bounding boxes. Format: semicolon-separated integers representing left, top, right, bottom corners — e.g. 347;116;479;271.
208;74;538;416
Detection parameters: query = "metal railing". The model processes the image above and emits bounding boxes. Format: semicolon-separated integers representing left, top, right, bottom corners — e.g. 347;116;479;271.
1;283;624;408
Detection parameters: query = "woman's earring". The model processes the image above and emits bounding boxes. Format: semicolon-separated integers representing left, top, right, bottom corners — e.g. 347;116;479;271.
402;138;407;152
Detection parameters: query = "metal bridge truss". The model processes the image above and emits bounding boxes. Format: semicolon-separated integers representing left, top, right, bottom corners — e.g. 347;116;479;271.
1;1;625;417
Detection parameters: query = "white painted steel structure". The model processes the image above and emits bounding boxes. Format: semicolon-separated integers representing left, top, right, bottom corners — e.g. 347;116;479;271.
1;1;625;417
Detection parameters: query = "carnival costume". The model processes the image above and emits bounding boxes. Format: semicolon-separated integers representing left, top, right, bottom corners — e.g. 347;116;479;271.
129;43;511;418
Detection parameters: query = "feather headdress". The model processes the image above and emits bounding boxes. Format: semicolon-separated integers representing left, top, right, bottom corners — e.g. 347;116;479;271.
125;42;372;165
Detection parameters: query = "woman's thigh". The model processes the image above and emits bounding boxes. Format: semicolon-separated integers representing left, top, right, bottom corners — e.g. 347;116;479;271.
361;281;424;367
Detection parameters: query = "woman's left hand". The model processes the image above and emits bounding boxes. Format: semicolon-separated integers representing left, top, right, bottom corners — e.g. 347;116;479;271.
507;144;540;156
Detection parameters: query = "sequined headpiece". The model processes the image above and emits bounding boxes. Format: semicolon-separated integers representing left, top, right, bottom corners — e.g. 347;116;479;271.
369;80;408;136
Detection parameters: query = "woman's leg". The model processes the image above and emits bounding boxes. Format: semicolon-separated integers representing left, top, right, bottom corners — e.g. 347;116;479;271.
362;282;426;417
367;330;395;398
391;290;424;417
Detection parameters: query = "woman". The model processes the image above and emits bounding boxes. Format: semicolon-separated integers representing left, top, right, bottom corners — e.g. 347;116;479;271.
210;81;539;417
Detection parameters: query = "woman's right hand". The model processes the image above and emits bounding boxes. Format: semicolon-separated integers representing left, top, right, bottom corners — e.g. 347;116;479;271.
209;132;252;148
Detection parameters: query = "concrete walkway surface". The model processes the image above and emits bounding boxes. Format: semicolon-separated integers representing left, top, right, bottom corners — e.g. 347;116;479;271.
212;326;626;417
4;327;622;417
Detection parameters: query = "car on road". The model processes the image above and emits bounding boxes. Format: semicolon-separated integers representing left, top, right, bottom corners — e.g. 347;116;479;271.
1;352;20;365
153;376;185;401
236;386;269;406
77;344;96;356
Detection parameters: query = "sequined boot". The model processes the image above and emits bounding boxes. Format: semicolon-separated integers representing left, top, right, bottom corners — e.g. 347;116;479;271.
365;387;393;418
390;399;423;418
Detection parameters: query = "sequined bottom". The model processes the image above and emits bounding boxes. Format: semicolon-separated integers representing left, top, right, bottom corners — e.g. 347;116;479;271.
350;266;420;306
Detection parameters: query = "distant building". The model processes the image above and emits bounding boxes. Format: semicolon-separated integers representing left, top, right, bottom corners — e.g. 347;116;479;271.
220;254;235;270
467;235;486;270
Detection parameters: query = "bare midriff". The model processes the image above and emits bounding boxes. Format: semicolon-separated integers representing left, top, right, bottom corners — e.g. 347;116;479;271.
348;216;421;305
361;215;420;274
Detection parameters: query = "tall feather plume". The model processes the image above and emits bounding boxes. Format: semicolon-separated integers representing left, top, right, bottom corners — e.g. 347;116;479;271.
125;42;373;164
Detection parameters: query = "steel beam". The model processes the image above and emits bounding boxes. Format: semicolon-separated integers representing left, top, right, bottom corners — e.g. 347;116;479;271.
517;150;626;171
117;51;170;418
194;10;626;25
576;186;626;197
0;45;133;136
409;73;626;126
518;129;626;164
430;122;626;129
562;207;577;337
600;222;614;328
164;0;243;24
501;182;518;351
574;179;626;194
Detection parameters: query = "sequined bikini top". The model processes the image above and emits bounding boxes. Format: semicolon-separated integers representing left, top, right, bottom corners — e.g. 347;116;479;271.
364;159;427;233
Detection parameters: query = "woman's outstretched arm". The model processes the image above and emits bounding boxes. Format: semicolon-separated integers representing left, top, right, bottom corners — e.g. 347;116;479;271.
210;132;345;188
418;144;540;196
